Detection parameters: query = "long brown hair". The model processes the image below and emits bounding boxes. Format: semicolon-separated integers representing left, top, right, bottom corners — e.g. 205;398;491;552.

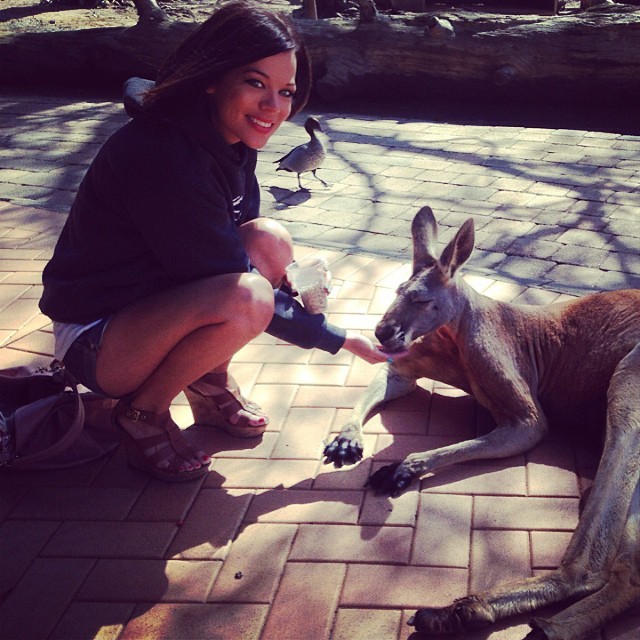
144;0;311;118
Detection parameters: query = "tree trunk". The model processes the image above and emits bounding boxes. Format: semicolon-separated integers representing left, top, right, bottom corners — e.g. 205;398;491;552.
0;5;638;106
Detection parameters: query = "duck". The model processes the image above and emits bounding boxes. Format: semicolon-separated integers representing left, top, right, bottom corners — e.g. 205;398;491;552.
274;116;327;190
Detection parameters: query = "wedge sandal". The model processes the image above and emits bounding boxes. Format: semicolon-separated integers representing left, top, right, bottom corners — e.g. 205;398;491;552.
112;400;209;482
185;371;269;438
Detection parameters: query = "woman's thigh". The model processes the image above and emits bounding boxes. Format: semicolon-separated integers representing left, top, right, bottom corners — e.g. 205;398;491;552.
96;271;273;395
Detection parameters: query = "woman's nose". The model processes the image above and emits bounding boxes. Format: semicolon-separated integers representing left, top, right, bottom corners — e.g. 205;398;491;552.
260;91;279;112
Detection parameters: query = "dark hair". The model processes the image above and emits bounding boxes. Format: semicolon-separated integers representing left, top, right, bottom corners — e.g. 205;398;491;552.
144;0;311;118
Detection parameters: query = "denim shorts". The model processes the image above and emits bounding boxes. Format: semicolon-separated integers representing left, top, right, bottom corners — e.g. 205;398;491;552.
62;318;111;397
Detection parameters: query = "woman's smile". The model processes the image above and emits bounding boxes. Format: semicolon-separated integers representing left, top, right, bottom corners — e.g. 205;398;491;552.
207;50;297;149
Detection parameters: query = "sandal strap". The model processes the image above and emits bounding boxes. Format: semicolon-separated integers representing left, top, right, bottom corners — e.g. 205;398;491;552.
114;401;199;465
188;372;266;418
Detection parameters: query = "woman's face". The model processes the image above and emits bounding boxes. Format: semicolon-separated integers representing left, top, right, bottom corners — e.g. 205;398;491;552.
206;50;297;149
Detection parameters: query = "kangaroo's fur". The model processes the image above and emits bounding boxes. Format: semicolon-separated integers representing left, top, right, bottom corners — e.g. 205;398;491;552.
323;206;640;640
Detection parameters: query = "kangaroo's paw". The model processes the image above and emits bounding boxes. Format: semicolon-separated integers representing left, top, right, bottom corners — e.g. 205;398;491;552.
408;597;495;634
365;462;417;496
323;435;363;467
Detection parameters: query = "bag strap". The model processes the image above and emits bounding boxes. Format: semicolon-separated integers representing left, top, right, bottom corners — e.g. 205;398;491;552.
11;369;86;468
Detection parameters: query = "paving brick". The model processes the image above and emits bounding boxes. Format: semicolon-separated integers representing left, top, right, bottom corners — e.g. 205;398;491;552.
0;297;41;330
291;523;412;563
0;558;94;639
359;482;419;526
271;406;335;459
332;608;403;640
527;442;580;497
50;602;136;640
211;457;317;489
126;478;202;521
241;383;299;431
202;429;279;458
364;409;429;436
531;530;573;569
167;488;252;560
43;521;178;559
294;384;365;409
261;562;345;640
474;496;579;530
412;493;472;567
8;486;140;520
244;488;362;524
375;434;459;462
428;390;477;439
342;564;467;609
121;603;269;640
470;529;531;593
0;520;59;592
313;456;373;490
208;522;297;603
78;559;219;602
422;463;527;496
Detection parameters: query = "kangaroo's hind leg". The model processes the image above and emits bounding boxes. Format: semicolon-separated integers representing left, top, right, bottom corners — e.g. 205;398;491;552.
410;343;640;639
527;480;640;640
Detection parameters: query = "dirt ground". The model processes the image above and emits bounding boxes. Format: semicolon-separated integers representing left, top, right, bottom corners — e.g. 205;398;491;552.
0;0;586;35
0;0;294;34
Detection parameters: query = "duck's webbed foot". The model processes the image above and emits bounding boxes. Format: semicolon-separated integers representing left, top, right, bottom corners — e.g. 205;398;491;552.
408;596;495;634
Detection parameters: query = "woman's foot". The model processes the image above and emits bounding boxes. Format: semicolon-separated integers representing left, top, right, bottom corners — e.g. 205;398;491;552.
113;400;210;481
185;371;269;438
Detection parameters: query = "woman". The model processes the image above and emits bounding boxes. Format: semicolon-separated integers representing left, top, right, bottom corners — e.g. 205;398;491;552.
40;0;387;482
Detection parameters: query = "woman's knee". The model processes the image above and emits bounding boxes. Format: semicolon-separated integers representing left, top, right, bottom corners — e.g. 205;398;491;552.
232;272;274;330
240;218;293;287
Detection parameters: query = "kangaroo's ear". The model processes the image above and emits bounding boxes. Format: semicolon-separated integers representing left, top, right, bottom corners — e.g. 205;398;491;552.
411;206;439;272
439;218;475;278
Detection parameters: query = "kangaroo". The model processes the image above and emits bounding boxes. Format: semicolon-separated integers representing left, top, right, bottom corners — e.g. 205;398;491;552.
323;206;640;640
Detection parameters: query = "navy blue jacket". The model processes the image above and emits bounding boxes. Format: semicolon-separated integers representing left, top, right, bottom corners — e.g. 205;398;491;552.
40;79;345;354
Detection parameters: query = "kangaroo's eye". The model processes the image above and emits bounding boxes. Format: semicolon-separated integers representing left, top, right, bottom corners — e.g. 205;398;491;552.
410;291;433;305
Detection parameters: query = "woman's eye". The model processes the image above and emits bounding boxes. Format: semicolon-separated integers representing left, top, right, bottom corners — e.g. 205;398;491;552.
246;78;264;89
280;89;295;99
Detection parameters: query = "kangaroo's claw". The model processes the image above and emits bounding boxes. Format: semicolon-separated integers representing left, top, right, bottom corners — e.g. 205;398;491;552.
409;597;495;634
365;462;416;496
323;436;363;467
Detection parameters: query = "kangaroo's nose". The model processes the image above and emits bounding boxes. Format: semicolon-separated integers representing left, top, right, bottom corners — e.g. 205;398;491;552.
375;322;398;345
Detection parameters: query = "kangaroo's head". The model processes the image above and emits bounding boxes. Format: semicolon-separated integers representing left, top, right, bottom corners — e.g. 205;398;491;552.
375;206;475;353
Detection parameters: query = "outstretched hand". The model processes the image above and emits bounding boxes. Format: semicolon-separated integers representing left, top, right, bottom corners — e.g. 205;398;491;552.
342;331;389;364
342;331;409;365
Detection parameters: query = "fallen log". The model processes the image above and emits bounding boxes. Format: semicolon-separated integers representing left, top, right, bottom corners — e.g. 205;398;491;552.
0;4;638;105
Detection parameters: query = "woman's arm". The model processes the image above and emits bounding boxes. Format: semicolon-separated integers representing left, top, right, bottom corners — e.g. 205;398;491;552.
267;288;388;363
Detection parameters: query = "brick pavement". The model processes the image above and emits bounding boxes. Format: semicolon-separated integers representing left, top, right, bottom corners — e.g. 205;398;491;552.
0;92;639;639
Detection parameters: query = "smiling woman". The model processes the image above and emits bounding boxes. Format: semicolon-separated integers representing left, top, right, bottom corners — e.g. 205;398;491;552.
38;0;388;483
205;50;298;148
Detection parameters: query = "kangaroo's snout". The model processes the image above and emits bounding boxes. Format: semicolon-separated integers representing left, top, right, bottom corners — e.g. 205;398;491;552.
375;320;406;352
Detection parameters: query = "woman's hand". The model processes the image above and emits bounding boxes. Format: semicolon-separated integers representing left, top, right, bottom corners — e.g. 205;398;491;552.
342;331;394;364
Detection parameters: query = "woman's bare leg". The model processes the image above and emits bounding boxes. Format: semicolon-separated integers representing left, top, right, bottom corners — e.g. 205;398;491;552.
240;217;294;287
96;271;274;471
185;218;295;430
